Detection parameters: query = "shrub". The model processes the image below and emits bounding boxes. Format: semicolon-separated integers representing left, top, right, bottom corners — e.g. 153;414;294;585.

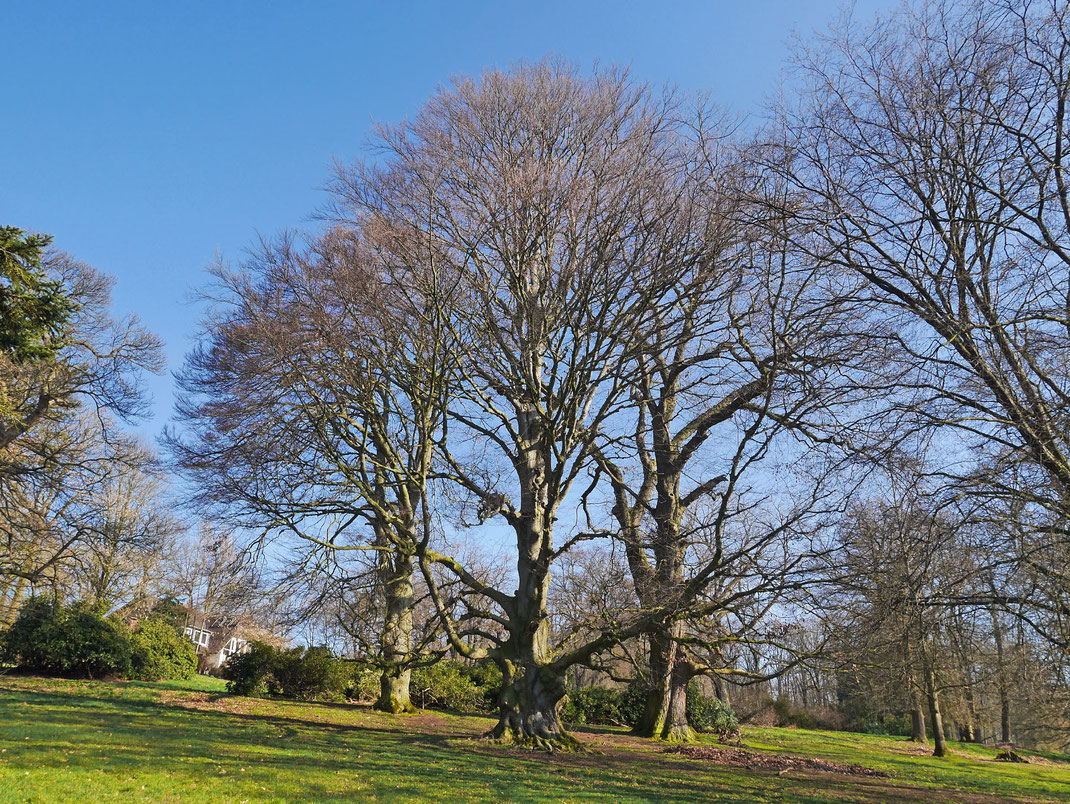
344;665;381;701
129;618;198;681
2;598;133;679
410;661;483;712
455;661;503;711
561;686;626;726
560;681;739;738
223;643;350;702
269;646;349;702
686;683;738;738
222;642;276;697
618;683;647;727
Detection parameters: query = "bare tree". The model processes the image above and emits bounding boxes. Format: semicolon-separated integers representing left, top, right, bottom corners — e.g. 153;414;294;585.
328;61;736;748
169;226;448;713
774;0;1070;648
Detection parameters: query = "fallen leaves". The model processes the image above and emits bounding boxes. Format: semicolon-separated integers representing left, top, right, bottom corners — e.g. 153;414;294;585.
667;745;891;778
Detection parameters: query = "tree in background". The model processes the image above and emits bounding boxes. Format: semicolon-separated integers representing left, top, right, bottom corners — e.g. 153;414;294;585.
0;227;70;366
0;240;164;621
775;0;1070;655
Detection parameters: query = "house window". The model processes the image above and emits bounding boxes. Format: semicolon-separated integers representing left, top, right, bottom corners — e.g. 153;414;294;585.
183;627;211;648
221;637;248;658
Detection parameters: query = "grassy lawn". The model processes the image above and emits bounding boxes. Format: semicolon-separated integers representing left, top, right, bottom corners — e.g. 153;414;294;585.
0;675;1067;803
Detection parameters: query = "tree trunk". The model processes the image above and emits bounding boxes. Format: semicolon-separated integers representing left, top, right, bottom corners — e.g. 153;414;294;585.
925;665;947;757
962;684;978;743
373;551;416;714
991;606;1012;744
490;658;577;751
907;664;928;743
713;673;729;704
633;631;675;738
910;698;928;744
633;631;695;741
490;503;580;751
662;659;695;742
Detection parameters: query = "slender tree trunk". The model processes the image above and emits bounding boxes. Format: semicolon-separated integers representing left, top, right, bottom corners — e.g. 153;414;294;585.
905;643;927;743
990;606;1012;744
925;664;947;758
962;683;978;743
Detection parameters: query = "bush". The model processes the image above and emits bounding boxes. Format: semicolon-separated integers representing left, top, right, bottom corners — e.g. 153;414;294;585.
561;686;626;726
560;681;739;738
223;643;350;702
129;618;198;681
454;661;502;711
2;598;132;679
686;683;738;738
410;661;484;712
344;665;381;701
860;712;911;736
222;642;276;697
270;646;349;702
770;695;843;731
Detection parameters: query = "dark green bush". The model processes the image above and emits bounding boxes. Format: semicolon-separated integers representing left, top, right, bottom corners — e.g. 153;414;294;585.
2;598;132;679
344;665;381;701
269;646;349;702
130;618;198;681
618;683;647;727
410;661;484;711
455;661;502;711
686;682;738;737
561;686;627;726
223;643;349;702
560;680;738;737
222;642;276;696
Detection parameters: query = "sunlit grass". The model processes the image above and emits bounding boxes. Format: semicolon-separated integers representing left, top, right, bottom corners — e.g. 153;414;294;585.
0;675;1066;802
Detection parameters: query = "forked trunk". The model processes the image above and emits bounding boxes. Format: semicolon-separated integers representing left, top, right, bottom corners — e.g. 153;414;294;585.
661;660;695;742
633;631;674;738
633;630;695;741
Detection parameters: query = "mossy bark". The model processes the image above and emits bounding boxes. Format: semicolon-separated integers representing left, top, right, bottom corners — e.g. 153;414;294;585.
490;662;580;751
372;547;416;714
633;630;695;742
377;667;416;714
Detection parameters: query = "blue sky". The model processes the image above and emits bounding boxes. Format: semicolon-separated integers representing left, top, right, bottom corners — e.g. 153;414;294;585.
3;0;891;440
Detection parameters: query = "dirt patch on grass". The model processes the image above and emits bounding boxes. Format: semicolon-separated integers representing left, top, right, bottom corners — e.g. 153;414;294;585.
667;744;891;778
158;690;259;716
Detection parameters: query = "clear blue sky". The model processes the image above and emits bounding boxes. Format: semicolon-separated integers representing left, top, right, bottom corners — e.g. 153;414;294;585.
3;0;890;439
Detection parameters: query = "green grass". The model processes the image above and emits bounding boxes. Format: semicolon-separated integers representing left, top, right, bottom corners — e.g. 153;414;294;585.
0;675;1067;803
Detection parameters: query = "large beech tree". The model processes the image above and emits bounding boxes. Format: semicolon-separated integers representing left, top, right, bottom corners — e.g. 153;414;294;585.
328;62;729;748
169;229;448;714
591;160;859;740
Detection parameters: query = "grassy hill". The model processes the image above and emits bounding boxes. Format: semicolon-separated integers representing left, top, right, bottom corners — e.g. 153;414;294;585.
0;675;1067;803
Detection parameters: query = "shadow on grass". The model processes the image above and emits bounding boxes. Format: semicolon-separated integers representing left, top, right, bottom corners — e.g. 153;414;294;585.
1;679;1059;804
